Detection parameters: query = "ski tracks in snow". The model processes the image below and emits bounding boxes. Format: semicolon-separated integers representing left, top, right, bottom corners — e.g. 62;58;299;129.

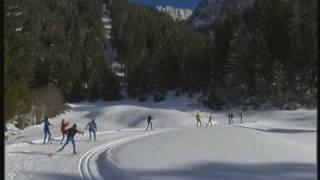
78;129;174;180
5;128;174;180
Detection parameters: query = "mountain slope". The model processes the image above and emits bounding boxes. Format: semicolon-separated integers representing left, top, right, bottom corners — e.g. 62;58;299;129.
190;0;255;27
156;6;193;21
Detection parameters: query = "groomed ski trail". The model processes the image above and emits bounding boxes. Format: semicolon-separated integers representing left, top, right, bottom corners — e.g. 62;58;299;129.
79;129;173;180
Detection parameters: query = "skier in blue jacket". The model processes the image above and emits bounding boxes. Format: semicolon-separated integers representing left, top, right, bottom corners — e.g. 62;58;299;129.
86;119;97;141
43;117;53;144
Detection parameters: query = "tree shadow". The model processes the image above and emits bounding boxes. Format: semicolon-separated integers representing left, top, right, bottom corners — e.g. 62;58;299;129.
260;128;316;134
238;126;316;134
82;110;104;119
69;103;98;112
21;171;82;180
289;115;317;122
9;151;70;157
21;140;40;145
70;100;200;115
96;146;313;180
125;162;316;180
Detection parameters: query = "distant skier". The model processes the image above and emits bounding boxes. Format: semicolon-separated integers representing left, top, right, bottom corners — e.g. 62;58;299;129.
43;117;53;144
206;114;213;127
240;111;243;124
57;123;84;154
86;119;97;141
146;115;153;130
196;112;202;127
228;112;234;124
231;112;234;124
60;119;69;144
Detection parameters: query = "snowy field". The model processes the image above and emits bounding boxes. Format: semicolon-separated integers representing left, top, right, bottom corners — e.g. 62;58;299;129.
5;93;317;180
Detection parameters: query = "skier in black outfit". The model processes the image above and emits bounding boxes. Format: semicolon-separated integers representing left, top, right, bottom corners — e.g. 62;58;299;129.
240;111;243;123
230;113;234;124
206;114;213;127
57;123;84;154
228;112;234;124
146;115;153;130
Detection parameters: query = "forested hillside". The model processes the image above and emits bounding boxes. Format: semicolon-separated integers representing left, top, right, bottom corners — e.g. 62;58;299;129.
108;0;212;101
4;0;317;125
109;0;317;109
4;0;121;125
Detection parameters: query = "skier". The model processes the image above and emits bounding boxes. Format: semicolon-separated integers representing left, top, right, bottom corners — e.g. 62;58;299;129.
57;123;84;154
228;112;234;124
146;115;153;130
240;111;243;124
206;114;213;127
196;112;201;127
230;112;234;124
60;119;69;144
86;119;97;141
43;117;53;144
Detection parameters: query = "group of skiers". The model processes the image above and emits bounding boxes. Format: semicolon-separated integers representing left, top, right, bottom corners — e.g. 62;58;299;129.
42;111;243;154
227;111;243;124
195;111;244;127
42;117;97;154
196;112;214;127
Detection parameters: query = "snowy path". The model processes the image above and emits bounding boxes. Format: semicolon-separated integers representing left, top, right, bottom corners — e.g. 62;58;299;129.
5;124;316;180
107;126;316;180
6;129;174;180
5;95;317;180
79;129;173;180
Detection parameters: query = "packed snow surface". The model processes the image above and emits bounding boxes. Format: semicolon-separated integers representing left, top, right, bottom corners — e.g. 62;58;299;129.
5;92;317;180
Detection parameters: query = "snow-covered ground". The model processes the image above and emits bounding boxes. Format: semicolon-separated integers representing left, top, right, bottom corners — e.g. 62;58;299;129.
5;92;317;180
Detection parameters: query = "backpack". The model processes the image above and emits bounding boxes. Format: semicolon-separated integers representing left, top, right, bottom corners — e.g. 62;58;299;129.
67;127;78;137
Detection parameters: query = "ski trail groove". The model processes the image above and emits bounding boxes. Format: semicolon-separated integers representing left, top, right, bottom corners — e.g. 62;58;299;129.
79;129;172;180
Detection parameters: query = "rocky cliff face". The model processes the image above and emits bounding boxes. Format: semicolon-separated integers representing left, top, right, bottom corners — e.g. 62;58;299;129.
190;0;255;27
156;5;193;21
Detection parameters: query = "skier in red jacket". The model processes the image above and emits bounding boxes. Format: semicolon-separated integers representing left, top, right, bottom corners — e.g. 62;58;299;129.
60;119;69;144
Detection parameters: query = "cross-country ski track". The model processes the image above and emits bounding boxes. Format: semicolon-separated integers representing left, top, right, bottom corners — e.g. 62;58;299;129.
5;95;316;180
79;129;173;180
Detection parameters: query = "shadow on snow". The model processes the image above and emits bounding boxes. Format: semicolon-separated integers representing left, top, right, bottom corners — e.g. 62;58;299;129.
237;125;316;134
21;171;82;180
100;161;316;180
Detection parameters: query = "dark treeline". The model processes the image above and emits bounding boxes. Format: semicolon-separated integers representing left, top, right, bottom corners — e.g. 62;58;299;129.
4;0;317;124
109;0;317;109
209;0;317;109
5;0;121;124
109;0;213;101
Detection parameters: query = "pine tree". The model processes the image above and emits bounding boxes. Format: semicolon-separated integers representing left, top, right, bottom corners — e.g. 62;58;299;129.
101;69;122;101
4;0;33;121
225;22;251;90
254;28;273;100
271;60;286;104
288;0;317;102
